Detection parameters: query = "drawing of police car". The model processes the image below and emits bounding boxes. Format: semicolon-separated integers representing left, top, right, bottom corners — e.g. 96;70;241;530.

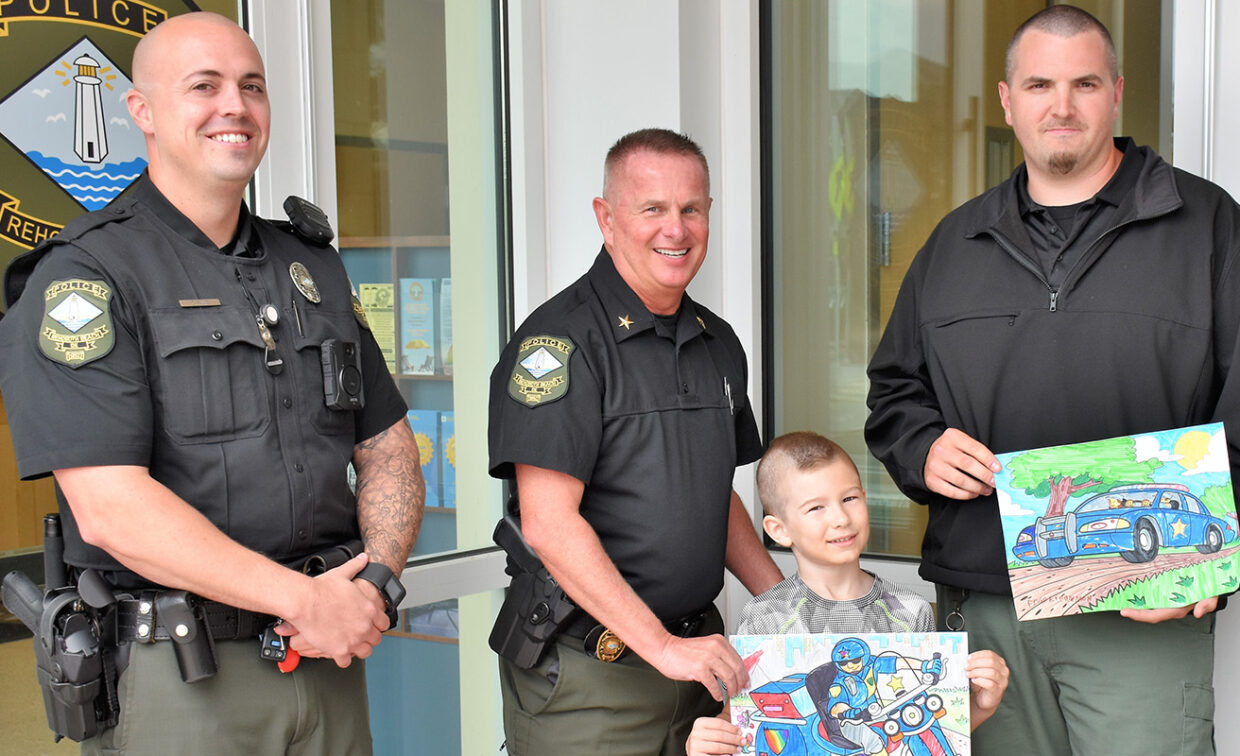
1012;483;1238;568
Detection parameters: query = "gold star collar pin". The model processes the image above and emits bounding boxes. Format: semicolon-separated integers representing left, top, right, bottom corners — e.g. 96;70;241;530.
617;314;634;330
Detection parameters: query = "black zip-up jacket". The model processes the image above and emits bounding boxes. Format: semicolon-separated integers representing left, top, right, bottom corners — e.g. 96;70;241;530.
865;138;1240;594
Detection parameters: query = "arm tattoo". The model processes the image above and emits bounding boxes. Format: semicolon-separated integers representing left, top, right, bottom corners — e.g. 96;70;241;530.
353;419;425;575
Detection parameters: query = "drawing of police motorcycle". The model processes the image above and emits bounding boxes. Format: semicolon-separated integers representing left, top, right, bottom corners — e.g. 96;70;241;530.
747;652;956;756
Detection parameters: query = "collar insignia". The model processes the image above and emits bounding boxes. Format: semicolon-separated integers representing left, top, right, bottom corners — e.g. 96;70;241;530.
617;314;634;330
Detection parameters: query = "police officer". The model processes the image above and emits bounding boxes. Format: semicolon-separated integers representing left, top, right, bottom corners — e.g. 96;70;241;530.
0;13;423;754
488;128;783;755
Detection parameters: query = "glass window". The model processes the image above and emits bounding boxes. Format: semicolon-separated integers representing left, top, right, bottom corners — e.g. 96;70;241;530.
763;1;1170;557
330;0;506;559
328;2;508;751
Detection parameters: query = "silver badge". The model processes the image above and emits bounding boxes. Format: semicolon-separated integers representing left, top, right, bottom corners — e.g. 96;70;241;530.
290;262;321;303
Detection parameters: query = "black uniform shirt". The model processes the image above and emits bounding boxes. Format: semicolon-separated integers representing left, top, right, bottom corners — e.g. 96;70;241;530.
488;249;763;620
0;177;406;584
1018;138;1143;288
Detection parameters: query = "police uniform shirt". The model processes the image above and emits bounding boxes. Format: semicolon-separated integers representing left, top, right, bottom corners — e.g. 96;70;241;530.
0;176;406;583
488;249;763;621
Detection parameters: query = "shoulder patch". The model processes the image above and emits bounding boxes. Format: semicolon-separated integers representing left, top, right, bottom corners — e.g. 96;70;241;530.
38;279;115;368
507;334;573;407
351;292;371;331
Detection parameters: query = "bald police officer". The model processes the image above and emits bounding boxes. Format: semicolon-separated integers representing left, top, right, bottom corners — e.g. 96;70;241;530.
489;128;784;755
0;13;422;754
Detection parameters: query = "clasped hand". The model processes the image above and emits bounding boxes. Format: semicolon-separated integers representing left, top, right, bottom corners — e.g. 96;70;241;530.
275;552;390;667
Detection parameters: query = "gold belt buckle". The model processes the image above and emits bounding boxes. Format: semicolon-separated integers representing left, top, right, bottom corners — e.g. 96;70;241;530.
585;626;626;662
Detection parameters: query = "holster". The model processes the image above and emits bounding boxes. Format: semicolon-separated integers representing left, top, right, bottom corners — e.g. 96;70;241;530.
487;515;578;668
3;570;122;743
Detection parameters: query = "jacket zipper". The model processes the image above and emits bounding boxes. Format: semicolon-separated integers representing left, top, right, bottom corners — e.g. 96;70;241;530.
1055;217;1146;305
990;231;1058;311
990;215;1147;313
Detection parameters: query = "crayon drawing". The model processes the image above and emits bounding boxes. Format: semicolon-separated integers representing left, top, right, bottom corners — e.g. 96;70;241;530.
730;632;970;755
997;423;1239;620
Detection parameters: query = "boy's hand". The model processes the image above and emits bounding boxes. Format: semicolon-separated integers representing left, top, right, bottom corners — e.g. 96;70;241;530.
965;650;1009;729
686;714;743;756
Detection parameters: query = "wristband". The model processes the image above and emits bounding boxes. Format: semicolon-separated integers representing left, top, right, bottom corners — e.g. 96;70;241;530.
355;562;406;628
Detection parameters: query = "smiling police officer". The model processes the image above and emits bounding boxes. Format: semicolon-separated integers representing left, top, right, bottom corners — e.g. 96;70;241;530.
0;12;423;755
488;129;784;755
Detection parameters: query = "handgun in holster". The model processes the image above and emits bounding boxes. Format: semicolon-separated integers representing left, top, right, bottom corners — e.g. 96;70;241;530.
487;504;578;669
1;515;122;743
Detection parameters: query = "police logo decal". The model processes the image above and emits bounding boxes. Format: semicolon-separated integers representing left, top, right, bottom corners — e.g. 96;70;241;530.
289;262;321;303
508;335;572;406
39;279;114;367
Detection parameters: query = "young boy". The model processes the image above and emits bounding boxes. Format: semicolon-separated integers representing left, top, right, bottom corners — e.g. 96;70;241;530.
687;432;1009;756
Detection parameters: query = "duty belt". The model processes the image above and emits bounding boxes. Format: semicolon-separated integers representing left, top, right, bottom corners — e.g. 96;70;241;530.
116;594;274;643
560;606;714;662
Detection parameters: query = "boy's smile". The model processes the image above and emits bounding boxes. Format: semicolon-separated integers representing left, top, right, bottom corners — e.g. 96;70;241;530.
764;458;870;572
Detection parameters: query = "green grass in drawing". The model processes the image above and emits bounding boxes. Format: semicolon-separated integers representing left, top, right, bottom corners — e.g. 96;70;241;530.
1084;554;1240;613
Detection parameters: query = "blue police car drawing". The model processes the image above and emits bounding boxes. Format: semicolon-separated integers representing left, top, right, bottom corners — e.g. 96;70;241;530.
1013;484;1238;568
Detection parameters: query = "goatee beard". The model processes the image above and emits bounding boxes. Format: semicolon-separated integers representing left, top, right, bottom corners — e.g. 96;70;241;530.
1047;151;1079;175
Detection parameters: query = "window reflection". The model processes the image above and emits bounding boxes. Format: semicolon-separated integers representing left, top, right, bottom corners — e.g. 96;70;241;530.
764;0;1169;557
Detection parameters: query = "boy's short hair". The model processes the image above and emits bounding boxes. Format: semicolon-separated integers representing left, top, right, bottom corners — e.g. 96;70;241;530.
757;431;858;517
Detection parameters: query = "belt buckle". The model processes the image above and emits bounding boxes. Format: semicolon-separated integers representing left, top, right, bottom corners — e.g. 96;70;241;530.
676;611;704;638
583;625;626;662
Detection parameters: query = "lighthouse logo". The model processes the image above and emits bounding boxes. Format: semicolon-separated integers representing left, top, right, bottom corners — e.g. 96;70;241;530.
0;38;148;212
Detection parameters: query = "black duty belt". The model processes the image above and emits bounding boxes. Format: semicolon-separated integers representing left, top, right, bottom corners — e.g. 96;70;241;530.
116;595;274;643
560;606;715;663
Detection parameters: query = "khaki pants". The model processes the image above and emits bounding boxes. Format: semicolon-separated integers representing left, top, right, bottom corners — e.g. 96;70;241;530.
940;586;1215;756
81;639;372;755
499;607;725;756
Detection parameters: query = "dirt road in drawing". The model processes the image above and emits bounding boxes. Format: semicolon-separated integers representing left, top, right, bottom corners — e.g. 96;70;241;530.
1010;546;1240;620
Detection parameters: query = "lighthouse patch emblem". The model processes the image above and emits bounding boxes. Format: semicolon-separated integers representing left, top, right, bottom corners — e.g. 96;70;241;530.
0;39;148;216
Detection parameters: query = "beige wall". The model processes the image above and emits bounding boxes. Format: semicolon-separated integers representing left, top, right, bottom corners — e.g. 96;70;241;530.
0;393;56;553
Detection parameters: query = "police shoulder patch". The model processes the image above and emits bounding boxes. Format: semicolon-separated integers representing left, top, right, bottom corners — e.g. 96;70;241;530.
351;292;371;331
508;334;573;407
39;279;115;368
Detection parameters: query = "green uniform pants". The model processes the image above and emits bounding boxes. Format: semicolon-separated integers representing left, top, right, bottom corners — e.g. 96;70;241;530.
499;607;725;756
938;586;1215;755
81;639;372;755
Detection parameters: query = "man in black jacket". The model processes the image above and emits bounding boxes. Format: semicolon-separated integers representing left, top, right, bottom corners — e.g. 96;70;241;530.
866;6;1238;754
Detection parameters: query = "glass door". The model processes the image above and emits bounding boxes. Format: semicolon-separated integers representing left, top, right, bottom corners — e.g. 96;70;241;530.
325;1;509;752
765;0;1171;557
